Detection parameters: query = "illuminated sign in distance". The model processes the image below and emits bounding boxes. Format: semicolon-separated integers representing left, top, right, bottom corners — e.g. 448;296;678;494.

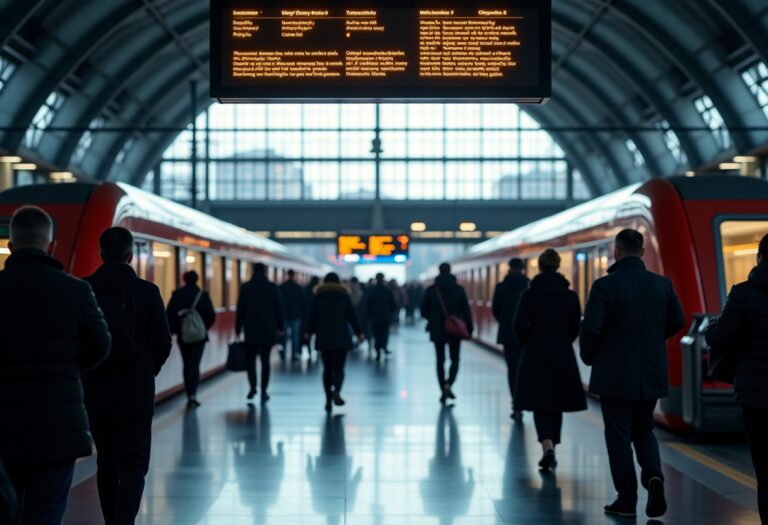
337;232;410;263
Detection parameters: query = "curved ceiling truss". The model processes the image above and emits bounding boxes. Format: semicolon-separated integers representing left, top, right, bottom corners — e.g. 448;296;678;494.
0;0;767;195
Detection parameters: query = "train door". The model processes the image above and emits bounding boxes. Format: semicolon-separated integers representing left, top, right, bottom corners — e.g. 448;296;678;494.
131;240;150;280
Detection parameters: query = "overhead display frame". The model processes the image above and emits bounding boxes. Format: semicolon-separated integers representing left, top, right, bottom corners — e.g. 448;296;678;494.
337;232;411;264
211;0;551;102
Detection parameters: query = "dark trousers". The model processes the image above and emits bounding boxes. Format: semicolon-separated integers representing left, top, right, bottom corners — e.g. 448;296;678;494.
90;412;153;525
281;318;303;359
743;406;768;523
372;322;390;352
245;345;272;393
503;344;522;404
321;350;348;397
5;461;74;525
179;341;205;398
600;398;663;504
434;340;461;390
533;412;563;444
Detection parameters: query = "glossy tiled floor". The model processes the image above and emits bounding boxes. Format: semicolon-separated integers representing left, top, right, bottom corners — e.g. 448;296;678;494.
65;325;761;524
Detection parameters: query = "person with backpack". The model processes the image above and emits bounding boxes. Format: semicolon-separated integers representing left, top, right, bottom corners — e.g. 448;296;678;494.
82;227;172;525
166;271;216;407
0;206;111;525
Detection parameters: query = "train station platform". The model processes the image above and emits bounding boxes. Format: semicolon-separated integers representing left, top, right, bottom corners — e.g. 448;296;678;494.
64;326;761;524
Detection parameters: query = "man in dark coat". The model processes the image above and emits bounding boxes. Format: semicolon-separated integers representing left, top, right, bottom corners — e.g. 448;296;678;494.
304;273;363;412
236;262;284;402
705;233;768;524
492;257;530;421
278;269;307;362
0;206;111;524
166;270;216;407
302;275;321;357
580;229;685;519
83;227;173;525
421;262;474;404
366;272;397;360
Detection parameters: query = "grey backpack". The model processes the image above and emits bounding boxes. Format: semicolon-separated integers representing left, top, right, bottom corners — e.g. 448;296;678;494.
179;291;207;344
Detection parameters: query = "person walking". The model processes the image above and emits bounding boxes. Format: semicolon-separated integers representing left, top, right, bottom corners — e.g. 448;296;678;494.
512;249;586;471
236;263;284;403
166;271;216;407
705;232;768;524
0;206;111;525
420;263;474;404
367;273;397;360
580;229;685;519
279;269;307;361
304;273;364;412
303;275;321;358
492;257;530;421
83;227;173;525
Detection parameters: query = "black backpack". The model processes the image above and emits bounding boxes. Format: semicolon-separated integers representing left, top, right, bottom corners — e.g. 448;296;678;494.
94;283;138;363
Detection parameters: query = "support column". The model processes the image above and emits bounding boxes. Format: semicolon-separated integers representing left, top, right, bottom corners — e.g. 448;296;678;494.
190;81;198;209
566;162;575;206
373;103;382;201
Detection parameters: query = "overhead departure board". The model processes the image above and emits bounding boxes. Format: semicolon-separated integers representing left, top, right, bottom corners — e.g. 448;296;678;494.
337;232;410;263
211;1;551;102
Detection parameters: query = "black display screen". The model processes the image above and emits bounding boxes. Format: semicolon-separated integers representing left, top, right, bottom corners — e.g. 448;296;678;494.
211;1;551;102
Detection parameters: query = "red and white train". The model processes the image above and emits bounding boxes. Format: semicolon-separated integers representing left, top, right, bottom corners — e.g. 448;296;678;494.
0;182;323;401
448;175;768;433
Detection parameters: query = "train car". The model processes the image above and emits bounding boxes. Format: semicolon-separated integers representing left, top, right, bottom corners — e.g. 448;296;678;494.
0;182;323;401
447;175;768;433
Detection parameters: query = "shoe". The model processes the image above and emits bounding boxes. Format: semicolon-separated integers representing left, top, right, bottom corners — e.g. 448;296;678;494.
325;400;332;413
538;449;557;471
511;410;523;422
646;477;667;518
445;386;456;400
186;397;201;408
604;500;637;518
384;348;392;355
440;388;448;405
333;392;345;406
247;388;257;400
261;392;270;403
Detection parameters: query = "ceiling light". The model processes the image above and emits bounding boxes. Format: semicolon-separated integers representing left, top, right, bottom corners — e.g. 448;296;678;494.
459;222;477;232
410;222;427;232
733;156;758;163
685;171;695;177
719;163;741;171
0;156;22;163
13;163;37;171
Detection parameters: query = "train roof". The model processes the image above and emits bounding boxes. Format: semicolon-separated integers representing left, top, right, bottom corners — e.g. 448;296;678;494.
460;175;768;262
0;182;317;266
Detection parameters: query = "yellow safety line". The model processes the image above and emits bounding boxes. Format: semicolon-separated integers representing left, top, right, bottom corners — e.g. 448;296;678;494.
666;442;757;491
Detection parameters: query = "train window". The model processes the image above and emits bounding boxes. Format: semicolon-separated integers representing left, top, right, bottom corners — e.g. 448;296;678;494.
182;249;204;284
527;257;539;277
151;242;177;305
131;241;149;280
227;259;240;308
559;251;574;288
487;265;496;301
498;261;508;282
575;251;590;310
593;246;610;281
0;239;9;269
719;220;768;296
208;255;225;309
241;260;253;283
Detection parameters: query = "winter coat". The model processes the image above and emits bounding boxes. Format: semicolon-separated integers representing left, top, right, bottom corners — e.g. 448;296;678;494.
279;279;307;321
705;262;768;408
367;283;397;325
0;249;111;465
236;274;285;347
512;271;586;413
166;283;216;342
83;263;173;416
492;272;530;345
420;273;474;342
305;283;362;351
580;257;685;400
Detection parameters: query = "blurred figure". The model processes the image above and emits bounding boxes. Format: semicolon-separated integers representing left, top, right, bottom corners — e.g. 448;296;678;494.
166;270;216;407
0;206;110;525
367;272;397;360
580;229;684;519
279;269;307;362
236;262;285;403
84;227;173;525
706;232;768;524
493;257;529;421
421;263;474;404
389;279;404;330
348;277;364;350
305;273;364;412
512;249;586;471
405;282;423;324
303;275;321;358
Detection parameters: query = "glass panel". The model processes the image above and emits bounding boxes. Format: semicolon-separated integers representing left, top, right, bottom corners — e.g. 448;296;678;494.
340;162;376;199
241;259;254;283
228;259;240;307
719;220;768;296
182;249;204;283
208;255;224;308
151;242;177;305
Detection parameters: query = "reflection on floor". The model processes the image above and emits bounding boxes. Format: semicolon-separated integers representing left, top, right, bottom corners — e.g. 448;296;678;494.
65;325;761;524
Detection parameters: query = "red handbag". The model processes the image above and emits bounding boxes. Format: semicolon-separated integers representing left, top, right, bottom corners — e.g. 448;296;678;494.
435;286;471;340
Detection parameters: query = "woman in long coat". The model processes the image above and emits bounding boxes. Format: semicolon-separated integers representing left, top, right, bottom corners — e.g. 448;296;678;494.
513;249;587;471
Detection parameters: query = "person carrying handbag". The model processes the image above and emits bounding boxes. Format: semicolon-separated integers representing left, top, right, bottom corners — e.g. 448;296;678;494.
420;263;474;404
705;233;768;524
